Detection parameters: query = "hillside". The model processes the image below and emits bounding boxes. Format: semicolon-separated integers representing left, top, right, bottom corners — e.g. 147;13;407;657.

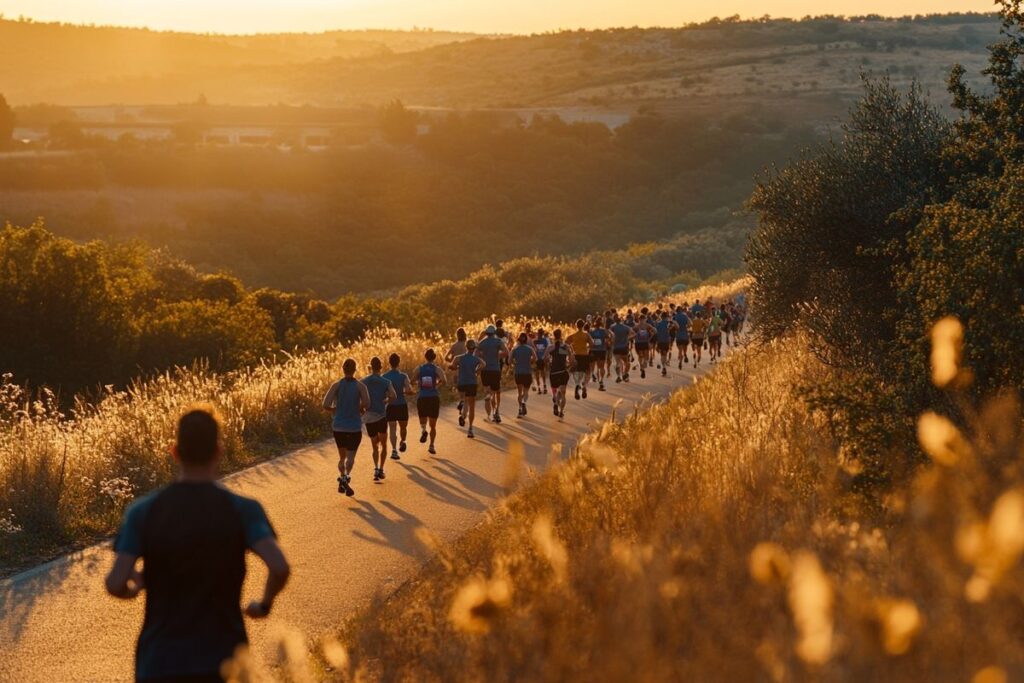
0;14;999;113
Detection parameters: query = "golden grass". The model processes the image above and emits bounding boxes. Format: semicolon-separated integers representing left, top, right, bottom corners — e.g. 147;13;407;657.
311;323;1024;683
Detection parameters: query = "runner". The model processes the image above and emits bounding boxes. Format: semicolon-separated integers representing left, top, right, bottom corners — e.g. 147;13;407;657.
362;357;398;482
673;305;692;369
690;312;709;367
566;319;593;400
323;358;370;496
654;311;677;377
382;353;412;461
610;315;635;383
106;408;290;683
476;324;509;424
544;329;574;420
445;328;469;416
632;314;656;379
690;298;706;319
410;349;446;455
510;332;537;418
451;339;484;438
532;328;550;394
589;317;611;391
708;309;724;363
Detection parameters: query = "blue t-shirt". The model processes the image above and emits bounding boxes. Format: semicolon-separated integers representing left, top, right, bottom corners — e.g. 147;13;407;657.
114;482;274;681
382;369;408;406
673;312;691;339
456;353;481;386
534;337;550;359
611;323;632;349
590;328;609;351
477;336;505;371
511;344;534;374
332;378;362;432
690;303;705;317
417;363;440;398
655;320;672;344
635;326;652;344
362;374;392;415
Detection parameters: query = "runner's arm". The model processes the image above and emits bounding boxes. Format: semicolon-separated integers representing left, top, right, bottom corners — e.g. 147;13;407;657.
321;381;339;412
358;382;370;413
105;553;144;599
386;383;397;405
437;367;448;387
245;537;290;619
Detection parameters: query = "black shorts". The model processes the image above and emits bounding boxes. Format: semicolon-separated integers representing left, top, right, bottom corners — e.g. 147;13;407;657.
691;337;704;348
386;404;409;422
417;396;441;419
613;348;629;357
515;373;532;387
550;370;570;388
676;338;689;347
657;342;671;352
709;334;722;346
333;430;362;452
365;417;387;437
590;350;607;362
534;359;547;371
458;383;479;397
635;342;650;352
574;356;590;373
481;370;502;392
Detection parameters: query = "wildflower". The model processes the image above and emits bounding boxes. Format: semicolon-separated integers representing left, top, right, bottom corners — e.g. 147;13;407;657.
503;438;524;490
749;542;790;585
876;598;922;655
973;667;1007;683
962;489;1024;602
930;316;963;388
917;411;969;466
787;551;833;665
531;513;569;583
320;635;349;670
448;575;513;634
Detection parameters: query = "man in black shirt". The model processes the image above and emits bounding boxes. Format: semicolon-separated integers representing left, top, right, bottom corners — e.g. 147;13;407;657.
106;407;290;682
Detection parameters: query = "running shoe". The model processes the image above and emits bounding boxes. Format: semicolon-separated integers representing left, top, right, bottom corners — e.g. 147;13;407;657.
374;468;380;482
420;430;428;443
467;428;475;438
662;368;667;377
553;402;559;416
391;449;400;460
337;476;345;494
624;373;630;382
494;412;502;424
599;382;606;391
459;414;466;427
582;387;588;399
428;444;436;455
522;402;528;416
615;376;622;384
378;468;386;480
457;400;464;413
574;385;581;400
342;476;354;497
399;441;407;453
641;369;646;379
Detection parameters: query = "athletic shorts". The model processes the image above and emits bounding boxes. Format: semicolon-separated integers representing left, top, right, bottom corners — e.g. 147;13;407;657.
333;430;362;452
635;342;650;352
386;404;409;422
458;383;478;398
515;373;533;387
709;334;722;345
365;417;387;437
590;350;607;362
691;337;704;348
417;396;441;419
613;347;629;357
676;338;689;347
574;356;590;373
657;342;671;352
534;359;547;370
550;370;570;388
481;370;502;392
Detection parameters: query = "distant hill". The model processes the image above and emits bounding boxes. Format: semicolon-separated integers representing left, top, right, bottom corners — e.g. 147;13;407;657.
0;14;1000;120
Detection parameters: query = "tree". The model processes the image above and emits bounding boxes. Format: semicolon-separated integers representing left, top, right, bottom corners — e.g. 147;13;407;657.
0;93;14;150
378;100;418;145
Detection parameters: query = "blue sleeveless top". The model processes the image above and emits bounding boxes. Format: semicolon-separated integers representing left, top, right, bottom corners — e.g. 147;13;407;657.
655;320;672;343
332;378;362;432
590;328;609;351
417;364;440;398
457;354;480;386
511;345;534;374
673;312;691;339
362;374;392;415
382;369;407;406
611;323;631;349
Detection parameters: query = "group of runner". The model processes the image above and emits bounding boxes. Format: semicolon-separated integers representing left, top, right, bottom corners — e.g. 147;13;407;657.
322;297;746;496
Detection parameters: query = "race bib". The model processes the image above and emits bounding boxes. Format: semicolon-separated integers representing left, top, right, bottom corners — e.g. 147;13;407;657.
420;376;435;389
592;338;604;347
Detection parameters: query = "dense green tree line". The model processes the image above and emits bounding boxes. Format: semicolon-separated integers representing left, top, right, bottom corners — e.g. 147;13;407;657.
747;0;1024;483
0;220;743;395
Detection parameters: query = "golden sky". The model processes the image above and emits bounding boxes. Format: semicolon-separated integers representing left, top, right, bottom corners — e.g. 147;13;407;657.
3;0;996;34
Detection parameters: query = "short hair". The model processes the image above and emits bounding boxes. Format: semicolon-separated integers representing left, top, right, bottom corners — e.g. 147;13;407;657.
553;328;563;340
456;327;467;341
518;332;528;344
389;353;401;368
575;319;585;329
496;319;504;327
177;407;222;465
370;356;383;371
425;348;437;362
343;358;357;376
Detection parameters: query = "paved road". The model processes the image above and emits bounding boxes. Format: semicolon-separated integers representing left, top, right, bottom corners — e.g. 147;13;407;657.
0;352;726;681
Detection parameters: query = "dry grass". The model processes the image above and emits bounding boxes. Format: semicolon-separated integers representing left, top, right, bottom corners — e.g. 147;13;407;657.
314;319;1024;683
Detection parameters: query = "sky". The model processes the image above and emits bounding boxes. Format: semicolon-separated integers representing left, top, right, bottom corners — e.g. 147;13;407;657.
2;0;996;34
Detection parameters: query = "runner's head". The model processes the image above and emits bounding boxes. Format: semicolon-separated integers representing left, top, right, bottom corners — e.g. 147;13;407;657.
466;339;477;351
389;353;401;368
537;328;546;338
575;318;585;330
496;319;504;330
343;358;357;377
518;332;528;345
370;356;383;373
553;328;563;341
425;348;437;362
661;311;669;320
456;327;466;342
594;318;603;329
485;324;496;337
175;406;222;465
525;322;532;333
